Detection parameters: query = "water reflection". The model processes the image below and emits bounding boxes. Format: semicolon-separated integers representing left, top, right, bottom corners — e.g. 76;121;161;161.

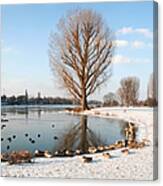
59;115;104;153
1;106;132;154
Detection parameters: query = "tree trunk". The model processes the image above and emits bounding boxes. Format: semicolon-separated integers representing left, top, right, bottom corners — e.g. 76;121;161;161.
81;88;88;111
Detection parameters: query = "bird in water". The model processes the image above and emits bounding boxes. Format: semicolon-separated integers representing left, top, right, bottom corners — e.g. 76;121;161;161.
25;133;29;137
31;140;35;144
1;124;6;130
53;136;58;140
52;124;55;128
7;137;12;143
12;135;16;139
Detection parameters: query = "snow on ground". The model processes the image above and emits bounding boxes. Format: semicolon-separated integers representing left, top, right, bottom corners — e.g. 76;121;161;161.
1;107;158;180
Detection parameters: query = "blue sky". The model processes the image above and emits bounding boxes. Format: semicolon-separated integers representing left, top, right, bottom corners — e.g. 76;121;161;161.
1;1;155;100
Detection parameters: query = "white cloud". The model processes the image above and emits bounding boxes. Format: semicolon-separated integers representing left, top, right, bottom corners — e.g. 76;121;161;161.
135;28;153;38
113;40;129;47
117;27;134;34
113;39;153;49
117;27;153;38
112;54;151;64
131;40;145;48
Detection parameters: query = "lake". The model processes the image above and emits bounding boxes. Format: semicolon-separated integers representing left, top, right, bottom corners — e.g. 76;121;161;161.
1;105;136;154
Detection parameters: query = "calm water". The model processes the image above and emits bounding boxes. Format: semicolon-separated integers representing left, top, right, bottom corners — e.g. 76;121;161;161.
1;105;134;154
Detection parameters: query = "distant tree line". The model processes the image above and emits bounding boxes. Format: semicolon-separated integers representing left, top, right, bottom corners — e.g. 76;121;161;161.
1;95;75;106
1;94;102;106
103;76;157;107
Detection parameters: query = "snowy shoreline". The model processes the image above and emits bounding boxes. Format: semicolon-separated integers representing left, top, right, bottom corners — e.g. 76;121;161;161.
1;107;157;180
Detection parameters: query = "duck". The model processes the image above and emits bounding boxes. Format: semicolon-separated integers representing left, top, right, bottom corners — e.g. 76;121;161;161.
88;146;98;154
121;148;129;156
102;152;111;159
81;156;93;163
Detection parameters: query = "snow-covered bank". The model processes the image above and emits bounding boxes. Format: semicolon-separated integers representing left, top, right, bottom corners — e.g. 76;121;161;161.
1;107;157;180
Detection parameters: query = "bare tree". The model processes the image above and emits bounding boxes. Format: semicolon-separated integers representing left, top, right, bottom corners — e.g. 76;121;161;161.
49;9;114;110
117;77;140;106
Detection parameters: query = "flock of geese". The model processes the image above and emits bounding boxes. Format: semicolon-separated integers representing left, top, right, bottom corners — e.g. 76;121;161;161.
1;118;150;164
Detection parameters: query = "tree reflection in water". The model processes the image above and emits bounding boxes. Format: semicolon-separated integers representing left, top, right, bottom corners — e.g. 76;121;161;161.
58;115;104;153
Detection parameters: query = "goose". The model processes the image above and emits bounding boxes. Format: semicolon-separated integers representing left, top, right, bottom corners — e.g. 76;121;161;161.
75;149;83;155
121;149;129;156
115;140;124;149
142;138;150;146
34;149;45;157
128;140;138;149
1;153;9;162
137;141;145;148
108;144;116;150
104;146;109;150
65;150;74;157
81;156;93;163
97;146;105;152
102;153;111;159
44;150;52;158
54;151;59;156
88;146;97;154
